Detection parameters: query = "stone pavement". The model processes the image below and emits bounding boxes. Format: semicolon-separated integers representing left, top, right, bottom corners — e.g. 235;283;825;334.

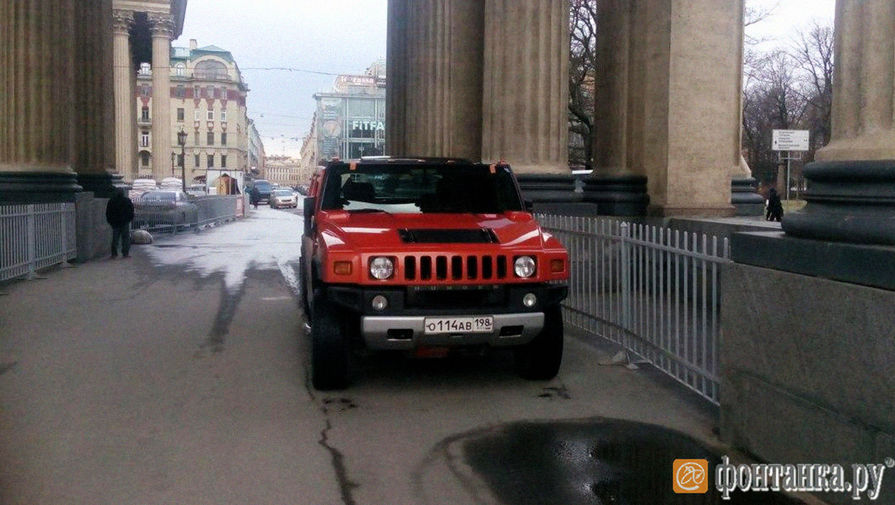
0;214;826;504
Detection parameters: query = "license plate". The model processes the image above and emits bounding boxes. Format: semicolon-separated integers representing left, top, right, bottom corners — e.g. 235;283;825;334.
424;316;493;335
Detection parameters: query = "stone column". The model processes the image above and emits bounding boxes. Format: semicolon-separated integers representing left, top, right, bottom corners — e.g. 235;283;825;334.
728;0;764;216
481;0;568;175
0;0;82;202
74;0;121;197
112;9;135;182
593;0;739;216
584;0;649;215
784;0;895;244
148;13;174;181
386;0;484;160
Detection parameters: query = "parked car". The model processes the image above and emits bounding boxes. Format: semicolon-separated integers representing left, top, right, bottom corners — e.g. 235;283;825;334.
270;189;298;209
300;157;569;390
133;190;199;230
248;179;273;205
186;184;206;198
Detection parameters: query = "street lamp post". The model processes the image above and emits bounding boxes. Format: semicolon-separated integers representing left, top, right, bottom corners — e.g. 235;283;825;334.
177;128;187;192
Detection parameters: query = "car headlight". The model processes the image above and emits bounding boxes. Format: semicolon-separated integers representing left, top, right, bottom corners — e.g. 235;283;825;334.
369;256;394;280
514;256;536;278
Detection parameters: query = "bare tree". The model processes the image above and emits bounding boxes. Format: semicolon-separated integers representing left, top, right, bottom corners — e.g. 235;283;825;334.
790;21;834;149
568;0;597;166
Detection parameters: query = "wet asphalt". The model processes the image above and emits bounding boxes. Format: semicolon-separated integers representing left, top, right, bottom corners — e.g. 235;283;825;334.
0;207;815;505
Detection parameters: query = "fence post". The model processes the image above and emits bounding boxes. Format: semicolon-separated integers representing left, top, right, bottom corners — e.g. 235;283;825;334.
26;205;36;280
620;222;632;333
60;205;73;268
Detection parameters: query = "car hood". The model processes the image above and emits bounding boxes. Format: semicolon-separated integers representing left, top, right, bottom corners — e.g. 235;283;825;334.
317;211;549;250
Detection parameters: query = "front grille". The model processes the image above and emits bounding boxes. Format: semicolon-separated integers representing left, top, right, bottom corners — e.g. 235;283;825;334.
402;255;509;282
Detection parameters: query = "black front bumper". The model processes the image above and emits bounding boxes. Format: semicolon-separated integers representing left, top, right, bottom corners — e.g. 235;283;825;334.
324;283;568;317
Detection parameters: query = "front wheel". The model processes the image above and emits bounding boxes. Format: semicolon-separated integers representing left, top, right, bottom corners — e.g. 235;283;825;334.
514;305;563;380
310;288;351;390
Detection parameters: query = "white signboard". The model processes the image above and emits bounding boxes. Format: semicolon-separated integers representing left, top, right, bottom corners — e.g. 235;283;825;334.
772;129;810;151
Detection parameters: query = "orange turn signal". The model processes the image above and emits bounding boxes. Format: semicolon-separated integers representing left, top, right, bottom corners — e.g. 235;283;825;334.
550;259;565;273
333;261;353;275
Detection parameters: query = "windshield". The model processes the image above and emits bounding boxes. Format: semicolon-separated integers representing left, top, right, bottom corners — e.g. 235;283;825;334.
273;189;293;196
141;192;176;202
253;181;272;191
320;163;524;214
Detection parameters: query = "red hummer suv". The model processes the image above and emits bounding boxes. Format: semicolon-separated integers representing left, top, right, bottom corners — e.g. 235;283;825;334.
300;157;569;390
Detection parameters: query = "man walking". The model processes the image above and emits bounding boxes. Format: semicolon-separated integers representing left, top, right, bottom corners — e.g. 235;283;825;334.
106;188;135;258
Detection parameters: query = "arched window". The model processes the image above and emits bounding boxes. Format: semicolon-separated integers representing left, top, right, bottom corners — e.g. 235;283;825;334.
194;60;228;81
140;151;150;167
175;63;186;76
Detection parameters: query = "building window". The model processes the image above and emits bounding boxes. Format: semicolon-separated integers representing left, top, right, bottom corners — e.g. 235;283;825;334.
194;85;201;98
140;131;149;147
140;151;150;166
194;110;200;121
221;110;227;122
141;84;151;97
177;108;184;121
175;63;185;77
207;154;214;168
207;109;214;121
195;154;200;168
207;131;214;145
175;85;185;98
194;131;200;145
221;155;227;168
141;107;149;122
221;132;227;145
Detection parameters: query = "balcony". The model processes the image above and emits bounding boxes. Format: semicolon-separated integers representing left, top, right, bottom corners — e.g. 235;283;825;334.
137;117;152;126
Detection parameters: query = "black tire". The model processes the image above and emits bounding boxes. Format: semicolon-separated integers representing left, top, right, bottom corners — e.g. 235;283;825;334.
299;256;311;318
311;288;350;390
514;305;563;380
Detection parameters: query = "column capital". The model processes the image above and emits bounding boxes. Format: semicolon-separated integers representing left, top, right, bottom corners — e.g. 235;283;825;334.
147;12;175;38
111;9;135;35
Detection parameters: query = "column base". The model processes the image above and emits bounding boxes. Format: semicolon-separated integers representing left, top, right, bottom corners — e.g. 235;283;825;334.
0;172;83;203
647;205;736;218
581;174;649;216
782;160;895;245
77;172;128;198
730;177;764;216
515;174;580;203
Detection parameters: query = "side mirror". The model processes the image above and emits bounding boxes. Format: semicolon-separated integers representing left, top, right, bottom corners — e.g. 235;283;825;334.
303;197;316;235
524;199;534;212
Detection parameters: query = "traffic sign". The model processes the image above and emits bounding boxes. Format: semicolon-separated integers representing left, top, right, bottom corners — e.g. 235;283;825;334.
772;130;809;151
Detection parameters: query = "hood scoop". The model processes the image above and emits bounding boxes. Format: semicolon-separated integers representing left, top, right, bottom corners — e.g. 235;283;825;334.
398;228;499;244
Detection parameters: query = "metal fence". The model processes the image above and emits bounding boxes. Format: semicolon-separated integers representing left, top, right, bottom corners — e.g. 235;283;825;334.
1;203;77;282
133;195;240;233
538;214;731;405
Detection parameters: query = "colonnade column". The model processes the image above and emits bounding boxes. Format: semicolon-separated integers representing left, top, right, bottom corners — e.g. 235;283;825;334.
74;0;120;197
112;9;135;182
386;0;483;160
0;0;81;201
784;0;895;244
481;0;568;175
148;13;174;181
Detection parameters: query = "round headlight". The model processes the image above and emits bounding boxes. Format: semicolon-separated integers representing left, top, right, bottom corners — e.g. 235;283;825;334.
514;256;536;278
369;257;394;280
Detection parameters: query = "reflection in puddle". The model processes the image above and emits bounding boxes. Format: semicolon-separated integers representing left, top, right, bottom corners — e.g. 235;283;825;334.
462;419;804;505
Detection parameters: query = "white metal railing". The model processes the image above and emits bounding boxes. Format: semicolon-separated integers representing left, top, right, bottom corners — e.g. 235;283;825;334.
1;203;77;282
539;214;731;405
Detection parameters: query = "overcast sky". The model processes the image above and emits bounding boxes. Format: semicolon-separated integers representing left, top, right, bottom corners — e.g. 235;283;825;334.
175;0;835;158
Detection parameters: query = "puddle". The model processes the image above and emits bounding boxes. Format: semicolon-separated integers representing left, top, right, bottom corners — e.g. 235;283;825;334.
463;419;805;505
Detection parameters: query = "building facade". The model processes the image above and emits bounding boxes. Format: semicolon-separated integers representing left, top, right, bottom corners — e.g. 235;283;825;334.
247;119;265;176
312;61;386;165
133;39;250;186
263;156;301;188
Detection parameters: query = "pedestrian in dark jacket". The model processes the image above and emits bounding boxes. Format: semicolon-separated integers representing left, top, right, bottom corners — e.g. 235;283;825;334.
106;188;135;258
250;186;261;209
766;187;784;222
